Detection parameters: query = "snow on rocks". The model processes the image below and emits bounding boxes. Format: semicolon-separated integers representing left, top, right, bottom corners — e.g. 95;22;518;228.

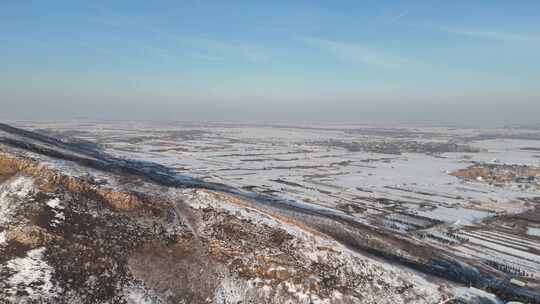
45;198;65;227
1;247;59;302
0;230;6;246
181;188;447;303
46;198;63;210
122;283;164;304
0;175;35;226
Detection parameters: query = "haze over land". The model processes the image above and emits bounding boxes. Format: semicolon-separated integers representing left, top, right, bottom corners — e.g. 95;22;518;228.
1;1;539;125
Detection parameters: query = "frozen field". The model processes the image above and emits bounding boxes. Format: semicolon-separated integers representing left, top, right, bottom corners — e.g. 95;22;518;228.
11;120;540;292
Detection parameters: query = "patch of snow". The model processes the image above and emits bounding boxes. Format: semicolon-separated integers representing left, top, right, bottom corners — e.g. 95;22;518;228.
2;247;59;301
214;277;251;304
418;206;493;227
0;230;6;246
46;198;63;209
54;212;65;221
453;287;503;304
46;198;65;227
123;285;162;304
0;176;35;226
5;176;35;197
528;227;540;237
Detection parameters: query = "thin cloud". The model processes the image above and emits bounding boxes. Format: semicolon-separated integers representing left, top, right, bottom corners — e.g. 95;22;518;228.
188;52;224;62
302;37;406;68
87;8;275;64
382;9;410;25
185;38;274;63
438;26;540;43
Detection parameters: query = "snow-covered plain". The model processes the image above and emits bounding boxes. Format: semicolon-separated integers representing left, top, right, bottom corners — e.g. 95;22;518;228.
16;121;538;217
6;120;540;301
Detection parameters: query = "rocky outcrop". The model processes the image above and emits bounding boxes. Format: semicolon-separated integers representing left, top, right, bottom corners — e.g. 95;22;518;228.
0;155;451;303
0;153;158;213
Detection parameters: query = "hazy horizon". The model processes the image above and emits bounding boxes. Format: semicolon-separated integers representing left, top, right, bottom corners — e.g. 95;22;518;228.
1;1;539;125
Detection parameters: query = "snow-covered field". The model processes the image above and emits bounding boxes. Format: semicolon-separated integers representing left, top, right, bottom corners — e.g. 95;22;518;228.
16;121;539;214
5;120;540;300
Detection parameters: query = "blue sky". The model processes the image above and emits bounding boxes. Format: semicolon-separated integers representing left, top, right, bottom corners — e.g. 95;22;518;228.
1;1;539;124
